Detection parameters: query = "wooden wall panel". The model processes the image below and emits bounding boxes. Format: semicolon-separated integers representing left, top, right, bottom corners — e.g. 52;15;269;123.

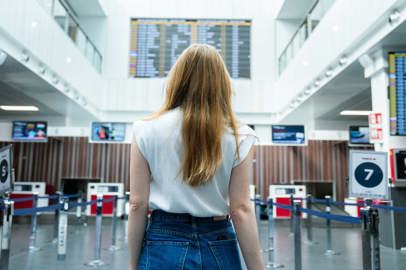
1;139;371;201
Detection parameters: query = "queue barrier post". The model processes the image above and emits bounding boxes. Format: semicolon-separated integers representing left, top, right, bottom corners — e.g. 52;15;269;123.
266;198;284;269
109;195;120;251
290;194;294;235
255;194;262;225
29;192;40;252
293;200;302;270
76;192;82;220
324;195;339;256
361;207;381;270
123;192;130;243
57;196;69;261
86;193;107;267
53;191;63;243
306;194;313;244
0;196;14;270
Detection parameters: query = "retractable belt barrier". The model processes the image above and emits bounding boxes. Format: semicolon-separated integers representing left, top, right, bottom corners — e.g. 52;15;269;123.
0;193;129;269
254;195;406;270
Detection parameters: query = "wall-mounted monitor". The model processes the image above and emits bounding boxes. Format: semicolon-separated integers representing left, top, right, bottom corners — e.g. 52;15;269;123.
12;121;48;142
388;52;406;136
271;125;306;145
349;126;371;146
90;122;127;143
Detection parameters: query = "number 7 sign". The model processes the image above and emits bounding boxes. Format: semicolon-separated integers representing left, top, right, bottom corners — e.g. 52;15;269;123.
349;150;388;199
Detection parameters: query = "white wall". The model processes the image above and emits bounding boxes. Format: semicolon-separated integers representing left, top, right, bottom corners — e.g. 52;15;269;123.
99;0;278;115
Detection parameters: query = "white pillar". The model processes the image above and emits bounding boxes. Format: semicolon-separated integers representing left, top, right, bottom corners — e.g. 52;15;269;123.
359;49;406;153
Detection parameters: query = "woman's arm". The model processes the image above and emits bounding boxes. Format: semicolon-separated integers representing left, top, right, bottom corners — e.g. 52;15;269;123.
229;147;264;270
128;138;151;270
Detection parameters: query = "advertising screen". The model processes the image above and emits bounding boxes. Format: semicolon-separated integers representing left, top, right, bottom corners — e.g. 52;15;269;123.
12;121;48;142
91;122;126;142
272;125;306;145
349;126;370;145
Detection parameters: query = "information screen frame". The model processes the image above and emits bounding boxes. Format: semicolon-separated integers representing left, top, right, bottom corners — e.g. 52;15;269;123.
271;125;307;146
388;52;406;136
12;121;48;143
89;122;128;144
129;18;252;79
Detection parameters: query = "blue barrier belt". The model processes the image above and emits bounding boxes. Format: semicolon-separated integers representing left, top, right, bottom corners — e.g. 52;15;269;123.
14;203;62;216
299;207;361;224
372;204;406;213
272;202;294;211
10;196;35;203
63;193;81;199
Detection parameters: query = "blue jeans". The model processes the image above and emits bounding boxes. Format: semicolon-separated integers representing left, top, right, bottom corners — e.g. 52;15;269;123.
138;210;243;270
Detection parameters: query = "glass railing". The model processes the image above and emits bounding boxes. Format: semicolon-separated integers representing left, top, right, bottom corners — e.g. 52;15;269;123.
278;0;335;75
37;0;103;72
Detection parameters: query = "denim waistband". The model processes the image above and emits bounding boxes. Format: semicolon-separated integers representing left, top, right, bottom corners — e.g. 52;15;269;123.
150;210;230;224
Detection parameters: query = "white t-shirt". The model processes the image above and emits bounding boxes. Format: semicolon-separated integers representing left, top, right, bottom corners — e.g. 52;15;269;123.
133;108;257;217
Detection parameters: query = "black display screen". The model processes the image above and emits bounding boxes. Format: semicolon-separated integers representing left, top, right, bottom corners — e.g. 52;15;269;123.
395;151;406;180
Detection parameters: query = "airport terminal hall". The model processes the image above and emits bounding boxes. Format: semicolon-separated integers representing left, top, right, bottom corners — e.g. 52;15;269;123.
2;0;406;269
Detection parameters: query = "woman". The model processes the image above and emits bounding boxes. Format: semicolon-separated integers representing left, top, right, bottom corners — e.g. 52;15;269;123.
129;44;264;270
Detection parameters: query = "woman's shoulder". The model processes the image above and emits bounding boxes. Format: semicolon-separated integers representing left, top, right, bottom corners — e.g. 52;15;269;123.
133;108;181;134
225;123;257;137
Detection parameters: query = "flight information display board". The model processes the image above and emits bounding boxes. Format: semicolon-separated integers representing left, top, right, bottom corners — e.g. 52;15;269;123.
389;52;406;136
129;18;251;78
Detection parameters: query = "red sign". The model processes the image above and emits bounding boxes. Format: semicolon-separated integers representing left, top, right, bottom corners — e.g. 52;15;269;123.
369;112;383;126
370;127;383;143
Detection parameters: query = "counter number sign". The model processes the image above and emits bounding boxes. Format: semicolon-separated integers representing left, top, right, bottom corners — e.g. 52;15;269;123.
0;145;13;195
349;150;388;199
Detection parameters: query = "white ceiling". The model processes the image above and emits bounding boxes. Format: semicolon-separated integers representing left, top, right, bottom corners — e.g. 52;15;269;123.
0;54;95;123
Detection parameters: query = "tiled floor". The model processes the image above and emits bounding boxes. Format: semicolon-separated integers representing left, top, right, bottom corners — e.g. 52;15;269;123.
4;215;406;269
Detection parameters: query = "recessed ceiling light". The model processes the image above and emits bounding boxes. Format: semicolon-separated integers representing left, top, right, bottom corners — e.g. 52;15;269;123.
38;64;46;74
339;55;348;66
31;21;38;28
0;105;39;111
340;110;372;116
314;80;321;87
325;68;333;77
302;60;309;67
21;52;29;62
66;57;72;63
332;25;340;32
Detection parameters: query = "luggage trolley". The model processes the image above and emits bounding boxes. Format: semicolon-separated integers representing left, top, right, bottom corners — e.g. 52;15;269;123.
268;185;306;219
11;182;49;209
86;183;124;217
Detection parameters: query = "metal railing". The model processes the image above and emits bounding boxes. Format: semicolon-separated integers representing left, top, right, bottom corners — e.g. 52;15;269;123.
36;0;103;72
278;0;335;75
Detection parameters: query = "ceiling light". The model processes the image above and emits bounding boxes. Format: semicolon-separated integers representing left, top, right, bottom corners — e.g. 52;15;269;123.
340;110;372;116
325;68;333;77
52;75;59;84
389;9;400;25
21;52;29;62
66;57;72;63
0;105;39;111
304;86;312;95
332;25;340;32
31;21;38;28
63;83;70;93
339;55;348;66
38;64;46;74
302;60;309;67
0;50;7;66
314;80;321;87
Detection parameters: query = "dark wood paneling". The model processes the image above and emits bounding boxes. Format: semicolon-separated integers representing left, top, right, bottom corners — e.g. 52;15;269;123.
1;139;370;200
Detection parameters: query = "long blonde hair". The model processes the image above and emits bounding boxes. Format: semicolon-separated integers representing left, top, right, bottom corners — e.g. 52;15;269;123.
152;44;240;186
